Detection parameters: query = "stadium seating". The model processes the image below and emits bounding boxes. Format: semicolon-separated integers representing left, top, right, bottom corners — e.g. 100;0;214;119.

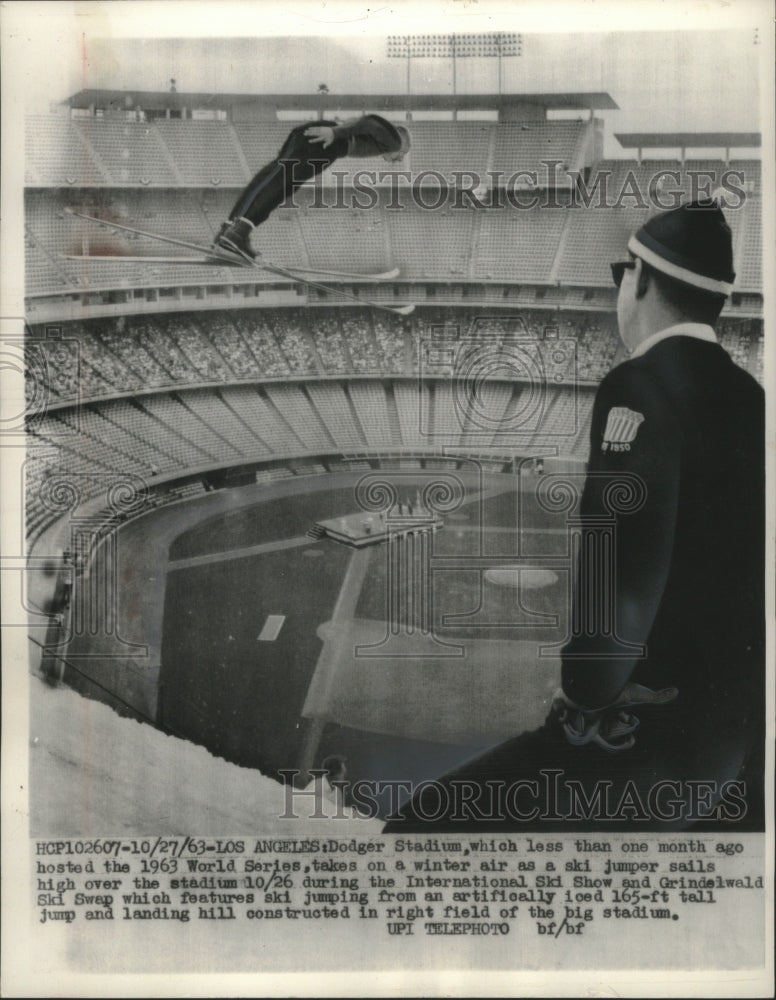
26;116;584;189
74;120;179;185
263;384;336;451
297;202;391;273
39;409;150;480
24;235;76;298
26;116;106;186
24;189;243;294
229;315;291;376
21;114;764;539
98;323;172;384
135;317;199;382
140;392;243;464
25;317;764;539
272;315;319;374
719;317;753;370
401;121;493;180
571;391;596;459
736;198;762;291
473;205;566;283
372;315;408;371
309;313;351;370
24;118;764;297
347;383;396;448
532;385;580;446
305;383;366;449
557;205;648;286
76;326;142;395
459;383;513;445
29;305;760;410
490;121;586;180
681;159;726;200
100;398;196;469
255;466;296;484
233;122;294;174
71;403;180;473
387;205;475;279
575;315;618;380
179;389;271;458
167;319;234;380
393;381;431;447
153;121;248;186
430;382;464;442
24;180;764;299
338;313;382;373
205;313;262;378
219;386;300;453
728;159;760;196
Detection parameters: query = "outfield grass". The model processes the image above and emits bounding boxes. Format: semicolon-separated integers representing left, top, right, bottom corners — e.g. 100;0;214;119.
160;476;572;793
161;543;351;774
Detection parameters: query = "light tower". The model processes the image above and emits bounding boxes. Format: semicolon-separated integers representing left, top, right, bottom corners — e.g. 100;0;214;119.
387;32;522;118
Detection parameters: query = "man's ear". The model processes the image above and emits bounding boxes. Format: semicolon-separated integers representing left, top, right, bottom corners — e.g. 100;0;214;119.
635;257;649;299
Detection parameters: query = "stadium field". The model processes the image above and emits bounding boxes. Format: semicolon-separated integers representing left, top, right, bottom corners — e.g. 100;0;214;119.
156;471;568;814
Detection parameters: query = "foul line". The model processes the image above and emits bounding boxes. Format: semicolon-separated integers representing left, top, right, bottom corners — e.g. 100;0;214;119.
297;547;373;774
168;535;313;571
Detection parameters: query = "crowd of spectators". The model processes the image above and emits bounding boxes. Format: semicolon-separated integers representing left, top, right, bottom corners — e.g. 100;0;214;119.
573;316;619;382
718;316;758;372
205;313;259;379
99;320;171;384
24;298;763;540
26;307;763;411
136;316;199;382
230;315;291;377
339;314;382;373
275;315;318;374
167;319;234;381
311;313;350;371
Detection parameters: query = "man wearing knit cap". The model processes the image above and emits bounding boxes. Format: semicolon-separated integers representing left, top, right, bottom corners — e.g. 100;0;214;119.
384;199;765;832
213;115;410;260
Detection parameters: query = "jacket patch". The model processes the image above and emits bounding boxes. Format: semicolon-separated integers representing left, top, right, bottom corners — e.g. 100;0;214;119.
601;407;645;452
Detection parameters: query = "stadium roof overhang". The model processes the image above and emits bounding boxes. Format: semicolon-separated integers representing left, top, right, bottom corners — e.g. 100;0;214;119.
616;132;761;155
64;88;619;113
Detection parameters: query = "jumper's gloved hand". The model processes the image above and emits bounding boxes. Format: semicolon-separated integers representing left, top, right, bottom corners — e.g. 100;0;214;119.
304;126;336;148
552;682;678;752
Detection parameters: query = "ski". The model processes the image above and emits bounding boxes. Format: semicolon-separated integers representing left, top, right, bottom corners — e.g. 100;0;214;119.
64;209;414;314
64;210;260;266
62;254;400;280
281;265;400;281
63;254;245;267
257;259;415;315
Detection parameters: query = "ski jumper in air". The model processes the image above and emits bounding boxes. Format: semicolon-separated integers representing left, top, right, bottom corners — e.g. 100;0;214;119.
214;115;411;260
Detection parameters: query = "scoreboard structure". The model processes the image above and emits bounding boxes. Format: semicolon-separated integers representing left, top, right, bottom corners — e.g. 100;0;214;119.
311;505;443;548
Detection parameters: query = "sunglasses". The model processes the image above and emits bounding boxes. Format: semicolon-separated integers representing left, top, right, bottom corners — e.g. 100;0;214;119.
611;260;636;288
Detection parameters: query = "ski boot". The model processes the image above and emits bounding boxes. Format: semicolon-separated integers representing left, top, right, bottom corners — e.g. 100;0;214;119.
212;217;257;262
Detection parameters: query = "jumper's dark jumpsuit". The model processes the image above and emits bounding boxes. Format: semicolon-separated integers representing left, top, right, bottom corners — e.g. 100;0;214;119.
229;115;407;227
